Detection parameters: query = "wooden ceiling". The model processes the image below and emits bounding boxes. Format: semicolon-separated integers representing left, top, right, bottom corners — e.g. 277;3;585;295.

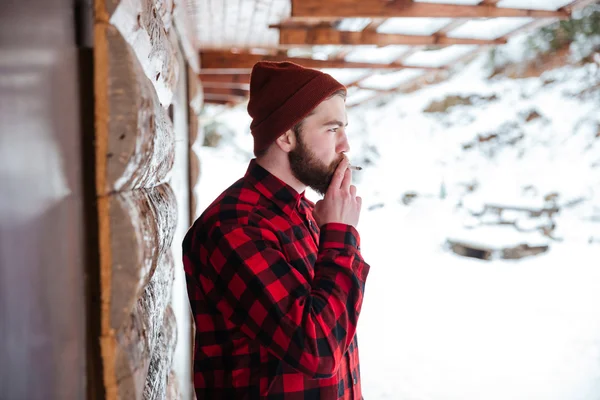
187;0;597;107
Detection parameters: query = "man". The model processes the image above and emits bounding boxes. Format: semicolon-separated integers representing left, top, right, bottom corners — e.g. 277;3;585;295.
183;61;370;399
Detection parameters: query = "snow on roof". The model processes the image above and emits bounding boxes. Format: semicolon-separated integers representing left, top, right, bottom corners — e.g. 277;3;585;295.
345;45;413;64
336;18;373;32
447;18;534;40
321;68;372;85
377;17;454;35
403;45;479;67
496;0;575;10
360;69;427;91
346;87;379;106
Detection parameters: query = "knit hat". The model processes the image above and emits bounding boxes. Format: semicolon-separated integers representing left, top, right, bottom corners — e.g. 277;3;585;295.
247;61;346;155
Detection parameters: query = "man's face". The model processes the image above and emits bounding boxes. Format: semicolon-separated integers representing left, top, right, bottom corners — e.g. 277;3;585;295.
288;95;349;195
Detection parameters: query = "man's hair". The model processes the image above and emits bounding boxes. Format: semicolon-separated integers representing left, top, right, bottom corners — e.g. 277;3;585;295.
255;89;347;158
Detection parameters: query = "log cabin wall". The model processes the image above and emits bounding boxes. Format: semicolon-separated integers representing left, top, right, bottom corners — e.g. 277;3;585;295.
94;0;199;397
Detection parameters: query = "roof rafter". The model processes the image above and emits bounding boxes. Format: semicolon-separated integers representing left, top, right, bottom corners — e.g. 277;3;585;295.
199;50;446;72
290;0;571;19
278;27;507;46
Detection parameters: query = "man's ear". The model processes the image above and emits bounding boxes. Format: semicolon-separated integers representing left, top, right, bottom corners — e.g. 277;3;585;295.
274;129;296;153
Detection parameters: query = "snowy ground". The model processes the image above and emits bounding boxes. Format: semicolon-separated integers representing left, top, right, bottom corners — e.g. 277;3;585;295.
194;47;600;399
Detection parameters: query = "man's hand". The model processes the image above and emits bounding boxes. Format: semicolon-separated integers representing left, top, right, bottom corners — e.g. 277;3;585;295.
313;157;362;228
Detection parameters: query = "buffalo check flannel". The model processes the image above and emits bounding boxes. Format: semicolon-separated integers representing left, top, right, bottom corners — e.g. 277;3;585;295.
183;160;370;399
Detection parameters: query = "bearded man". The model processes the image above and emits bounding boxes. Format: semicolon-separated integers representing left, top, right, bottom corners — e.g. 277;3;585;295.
183;61;370;400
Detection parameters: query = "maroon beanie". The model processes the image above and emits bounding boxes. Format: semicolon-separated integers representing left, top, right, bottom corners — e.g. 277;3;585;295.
247;61;346;155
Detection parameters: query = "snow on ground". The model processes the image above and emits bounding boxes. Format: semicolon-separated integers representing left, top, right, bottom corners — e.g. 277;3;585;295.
195;43;600;399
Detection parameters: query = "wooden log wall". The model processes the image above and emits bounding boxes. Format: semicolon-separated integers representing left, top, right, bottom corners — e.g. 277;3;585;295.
188;66;204;220
94;0;197;397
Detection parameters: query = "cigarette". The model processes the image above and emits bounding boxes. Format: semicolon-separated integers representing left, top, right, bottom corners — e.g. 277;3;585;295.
349;165;362;171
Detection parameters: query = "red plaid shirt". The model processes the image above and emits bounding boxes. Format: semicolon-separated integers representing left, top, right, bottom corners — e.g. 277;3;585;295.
183;160;370;399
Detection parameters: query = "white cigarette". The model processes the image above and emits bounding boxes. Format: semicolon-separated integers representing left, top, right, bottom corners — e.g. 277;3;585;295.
349;165;362;171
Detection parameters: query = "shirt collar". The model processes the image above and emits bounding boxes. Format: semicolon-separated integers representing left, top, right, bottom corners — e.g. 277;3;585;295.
245;159;305;215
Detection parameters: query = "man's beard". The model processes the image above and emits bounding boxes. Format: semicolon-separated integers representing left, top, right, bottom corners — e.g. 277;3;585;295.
288;133;343;196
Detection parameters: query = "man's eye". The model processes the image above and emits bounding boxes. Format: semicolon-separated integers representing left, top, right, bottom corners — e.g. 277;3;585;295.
328;128;338;132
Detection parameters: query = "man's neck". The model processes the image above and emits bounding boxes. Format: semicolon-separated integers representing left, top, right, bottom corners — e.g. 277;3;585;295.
255;156;306;195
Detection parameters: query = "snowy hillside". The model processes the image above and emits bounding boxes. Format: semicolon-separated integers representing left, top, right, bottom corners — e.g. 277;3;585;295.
193;37;600;399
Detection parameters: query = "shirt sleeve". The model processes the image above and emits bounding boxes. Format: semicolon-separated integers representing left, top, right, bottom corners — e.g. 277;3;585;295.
197;219;370;379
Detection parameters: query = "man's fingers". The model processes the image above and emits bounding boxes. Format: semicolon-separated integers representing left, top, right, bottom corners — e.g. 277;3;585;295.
350;185;357;197
328;157;349;191
341;167;352;192
356;196;362;210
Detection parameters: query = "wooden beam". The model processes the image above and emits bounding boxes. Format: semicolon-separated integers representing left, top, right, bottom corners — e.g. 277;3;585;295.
203;98;236;106
198;73;251;85
363;18;385;31
200;51;445;72
201;81;250;90
290;0;571;19
203;93;248;103
203;86;249;97
278;27;507;46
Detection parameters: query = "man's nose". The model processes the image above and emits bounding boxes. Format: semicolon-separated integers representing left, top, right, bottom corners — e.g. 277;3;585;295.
336;132;350;153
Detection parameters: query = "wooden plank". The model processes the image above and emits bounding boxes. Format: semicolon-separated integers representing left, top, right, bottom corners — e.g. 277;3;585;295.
143;305;178;400
111;251;175;399
203;98;237;105
203;86;249;97
200;50;445;71
96;0;180;107
95;23;175;195
363;17;385;31
199;73;252;85
202;93;248;103
278;27;507;46
290;0;571;19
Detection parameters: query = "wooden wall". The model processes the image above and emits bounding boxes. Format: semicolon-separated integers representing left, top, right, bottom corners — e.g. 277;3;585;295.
94;0;200;397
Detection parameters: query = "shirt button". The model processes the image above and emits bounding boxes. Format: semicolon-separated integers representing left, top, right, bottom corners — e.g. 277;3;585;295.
353;378;357;385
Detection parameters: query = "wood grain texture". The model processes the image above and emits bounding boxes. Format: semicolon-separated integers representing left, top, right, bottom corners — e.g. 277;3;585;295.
143;305;178;400
166;370;181;400
278;27;507;46
111;250;176;399
108;183;177;331
107;0;180;107
290;0;570;19
200;51;443;71
154;0;174;31
95;23;175;195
